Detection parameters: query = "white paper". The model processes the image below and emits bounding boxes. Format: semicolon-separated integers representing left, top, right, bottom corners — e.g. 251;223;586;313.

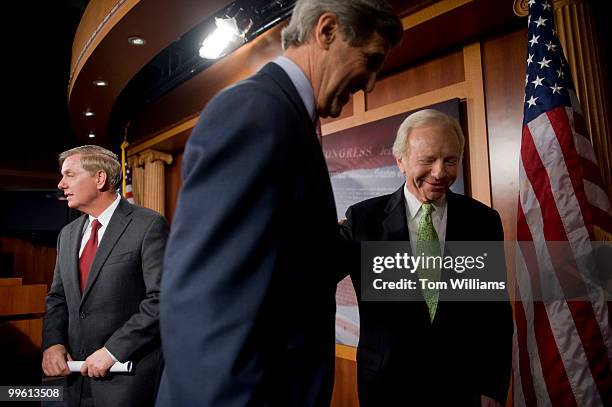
67;361;133;373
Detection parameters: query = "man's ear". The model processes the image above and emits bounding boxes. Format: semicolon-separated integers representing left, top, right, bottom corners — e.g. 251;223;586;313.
95;170;108;191
396;157;405;174
314;12;339;50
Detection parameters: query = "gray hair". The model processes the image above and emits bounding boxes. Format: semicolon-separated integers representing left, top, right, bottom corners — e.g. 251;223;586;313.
59;145;122;191
392;109;465;159
281;0;403;50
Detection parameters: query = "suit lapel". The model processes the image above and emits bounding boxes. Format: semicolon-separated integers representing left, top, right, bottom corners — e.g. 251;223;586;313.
80;199;133;306
260;62;336;221
260;63;317;138
433;191;462;325
444;191;461;242
381;187;433;324
382;186;410;242
68;215;87;303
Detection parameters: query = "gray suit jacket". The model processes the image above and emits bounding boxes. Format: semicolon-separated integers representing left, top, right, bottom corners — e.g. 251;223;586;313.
43;198;168;407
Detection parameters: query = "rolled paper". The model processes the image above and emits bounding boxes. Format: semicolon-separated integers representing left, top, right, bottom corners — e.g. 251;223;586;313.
67;361;133;373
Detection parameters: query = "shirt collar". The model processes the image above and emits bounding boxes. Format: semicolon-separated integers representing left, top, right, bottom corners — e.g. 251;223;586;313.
272;56;316;124
88;194;121;228
403;184;447;220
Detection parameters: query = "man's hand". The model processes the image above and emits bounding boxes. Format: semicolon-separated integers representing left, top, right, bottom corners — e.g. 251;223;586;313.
42;344;72;377
481;395;502;407
80;347;114;378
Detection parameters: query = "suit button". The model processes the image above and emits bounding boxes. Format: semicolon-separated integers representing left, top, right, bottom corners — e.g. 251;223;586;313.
80;312;86;319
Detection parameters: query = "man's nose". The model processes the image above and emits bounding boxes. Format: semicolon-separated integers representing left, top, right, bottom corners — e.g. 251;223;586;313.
430;161;447;179
58;178;66;190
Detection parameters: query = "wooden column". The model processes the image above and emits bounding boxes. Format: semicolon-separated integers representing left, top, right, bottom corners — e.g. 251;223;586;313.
551;0;612;196
140;149;173;216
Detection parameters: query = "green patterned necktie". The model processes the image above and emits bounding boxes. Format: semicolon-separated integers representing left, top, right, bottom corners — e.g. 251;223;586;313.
416;203;441;322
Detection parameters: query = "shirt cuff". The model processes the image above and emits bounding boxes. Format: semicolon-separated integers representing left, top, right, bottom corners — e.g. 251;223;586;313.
105;348;119;363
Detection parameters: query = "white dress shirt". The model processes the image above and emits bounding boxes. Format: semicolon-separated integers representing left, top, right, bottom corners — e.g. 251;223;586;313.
79;193;121;362
403;185;448;254
273;56;317;125
79;194;121;257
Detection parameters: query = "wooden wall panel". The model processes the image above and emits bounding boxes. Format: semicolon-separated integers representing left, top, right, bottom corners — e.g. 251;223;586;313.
366;49;465;111
482;28;528;243
0;237;57;287
0;278;46;386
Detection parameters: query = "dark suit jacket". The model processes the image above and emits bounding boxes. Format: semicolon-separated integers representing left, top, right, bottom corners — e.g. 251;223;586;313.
43;198;169;407
341;186;513;406
157;62;339;406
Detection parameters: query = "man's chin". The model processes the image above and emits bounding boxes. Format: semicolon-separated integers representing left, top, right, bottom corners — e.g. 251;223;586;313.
424;189;447;201
326;106;342;118
326;99;346;118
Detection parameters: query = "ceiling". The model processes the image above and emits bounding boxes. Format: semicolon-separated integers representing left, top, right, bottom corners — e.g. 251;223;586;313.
3;0;609;181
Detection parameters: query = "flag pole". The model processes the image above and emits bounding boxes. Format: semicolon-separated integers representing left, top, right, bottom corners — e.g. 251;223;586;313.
121;123;130;199
121;137;129;198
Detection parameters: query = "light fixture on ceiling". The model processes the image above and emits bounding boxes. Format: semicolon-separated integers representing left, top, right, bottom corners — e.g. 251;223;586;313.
84;110;95;117
128;36;146;46
93;80;108;87
88;131;96;138
199;10;252;60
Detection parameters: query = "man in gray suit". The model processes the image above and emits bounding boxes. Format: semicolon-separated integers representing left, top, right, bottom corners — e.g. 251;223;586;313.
42;145;168;406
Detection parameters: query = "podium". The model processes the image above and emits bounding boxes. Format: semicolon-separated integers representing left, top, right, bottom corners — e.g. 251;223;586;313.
0;278;47;385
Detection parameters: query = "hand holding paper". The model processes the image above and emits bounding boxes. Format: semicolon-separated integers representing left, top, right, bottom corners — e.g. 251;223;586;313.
68;361;133;373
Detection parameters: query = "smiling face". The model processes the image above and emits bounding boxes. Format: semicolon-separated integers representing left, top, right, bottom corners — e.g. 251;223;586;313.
57;154;103;213
396;124;461;203
318;31;389;118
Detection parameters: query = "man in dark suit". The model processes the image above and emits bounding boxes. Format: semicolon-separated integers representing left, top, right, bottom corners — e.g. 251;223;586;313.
341;109;513;406
42;145;168;406
156;1;402;405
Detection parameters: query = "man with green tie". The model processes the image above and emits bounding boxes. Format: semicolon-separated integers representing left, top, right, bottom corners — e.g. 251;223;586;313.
340;109;513;406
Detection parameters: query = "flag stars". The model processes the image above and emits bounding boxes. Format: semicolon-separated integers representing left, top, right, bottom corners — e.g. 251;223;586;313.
532;75;545;88
529;34;540;47
538;57;551;69
534;16;547;27
550;83;563;94
557;68;565;79
545;42;557;52
526;95;538;108
525;74;529;85
527;54;534;66
542;2;551;11
528;0;536;6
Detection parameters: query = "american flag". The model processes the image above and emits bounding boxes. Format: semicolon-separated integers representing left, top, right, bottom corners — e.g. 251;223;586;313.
514;1;612;406
123;164;135;204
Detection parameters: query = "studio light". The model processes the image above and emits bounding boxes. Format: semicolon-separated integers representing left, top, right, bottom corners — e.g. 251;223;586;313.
128;36;146;46
199;12;252;60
